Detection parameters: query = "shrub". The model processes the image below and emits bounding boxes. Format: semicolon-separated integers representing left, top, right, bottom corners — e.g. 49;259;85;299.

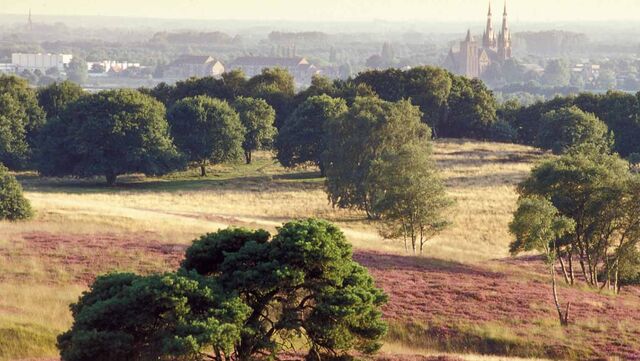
0;164;33;221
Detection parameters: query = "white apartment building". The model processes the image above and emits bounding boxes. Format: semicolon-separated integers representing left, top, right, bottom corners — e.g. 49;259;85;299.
11;53;73;72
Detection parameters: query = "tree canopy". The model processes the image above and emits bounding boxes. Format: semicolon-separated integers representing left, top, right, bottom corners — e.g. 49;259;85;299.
168;96;245;176
233;96;277;164
536;106;612;154
0;164;33;221
37;81;85;119
37;89;182;185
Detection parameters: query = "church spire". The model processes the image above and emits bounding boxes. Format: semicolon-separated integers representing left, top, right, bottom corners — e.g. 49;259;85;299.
503;0;507;16
488;1;492;16
483;1;496;49
28;8;33;31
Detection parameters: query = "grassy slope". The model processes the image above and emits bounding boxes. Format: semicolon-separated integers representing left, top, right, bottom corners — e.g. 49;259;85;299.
0;140;637;360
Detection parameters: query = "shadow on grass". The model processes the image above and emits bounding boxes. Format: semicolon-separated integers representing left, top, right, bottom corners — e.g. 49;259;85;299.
18;170;324;195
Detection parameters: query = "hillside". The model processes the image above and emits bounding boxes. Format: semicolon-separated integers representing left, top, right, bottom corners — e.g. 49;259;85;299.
1;139;639;360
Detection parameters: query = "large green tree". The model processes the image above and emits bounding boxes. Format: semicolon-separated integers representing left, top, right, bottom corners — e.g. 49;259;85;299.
182;219;388;361
233;97;277;164
324;97;432;218
276;95;347;175
0;75;46;149
0;164;33;221
58;272;249;361
168;96;245;176
37;89;182;185
441;76;497;138
537;106;612;155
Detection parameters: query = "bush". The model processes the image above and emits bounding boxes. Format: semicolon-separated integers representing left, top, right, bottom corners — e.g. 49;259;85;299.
0;164;33;221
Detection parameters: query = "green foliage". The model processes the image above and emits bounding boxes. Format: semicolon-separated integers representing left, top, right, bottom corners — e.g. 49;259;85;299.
536;106;612;155
37;89;182;185
168;96;245;176
66;58;88;84
233;97;277;164
37;81;85;119
0;164;33;221
276;95;347;174
181;219;388;360
370;143;452;254
442;76;497;138
324;97;431;217
542;59;571;87
0;94;30;169
0;75;46;150
57;272;249;361
518;150;640;292
245;68;296;129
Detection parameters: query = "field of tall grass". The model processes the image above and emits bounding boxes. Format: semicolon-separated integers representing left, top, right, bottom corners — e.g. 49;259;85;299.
0;139;565;360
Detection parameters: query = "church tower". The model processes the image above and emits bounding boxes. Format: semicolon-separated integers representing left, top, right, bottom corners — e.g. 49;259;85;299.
482;2;497;49
497;1;512;60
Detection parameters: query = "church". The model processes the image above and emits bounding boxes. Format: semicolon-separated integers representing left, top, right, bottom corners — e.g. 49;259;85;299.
444;2;512;78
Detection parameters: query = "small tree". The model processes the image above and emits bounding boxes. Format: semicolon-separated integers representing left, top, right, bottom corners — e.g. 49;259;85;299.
0;164;33;221
0;75;46;149
233;97;277;164
509;196;575;326
371;144;452;254
276;95;347;175
168;96;245;176
66;58;88;84
57;272;249;361
37;89;182;185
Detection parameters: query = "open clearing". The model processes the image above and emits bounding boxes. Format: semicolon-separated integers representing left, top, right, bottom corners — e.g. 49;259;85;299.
1;139;638;360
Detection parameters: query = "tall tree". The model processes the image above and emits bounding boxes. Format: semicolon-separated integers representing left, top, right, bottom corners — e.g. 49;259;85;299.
325;97;431;217
276;95;347;175
37;89;182;185
168;96;245;176
0;75;46;148
232;97;277;164
442;76;497;138
0;94;30;169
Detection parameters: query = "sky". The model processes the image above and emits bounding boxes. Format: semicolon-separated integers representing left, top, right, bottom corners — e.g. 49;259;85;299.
2;0;640;23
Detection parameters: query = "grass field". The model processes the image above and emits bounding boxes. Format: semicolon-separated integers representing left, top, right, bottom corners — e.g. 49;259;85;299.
1;139;638;360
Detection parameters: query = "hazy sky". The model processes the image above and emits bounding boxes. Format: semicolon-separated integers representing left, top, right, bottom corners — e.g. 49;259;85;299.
3;0;640;22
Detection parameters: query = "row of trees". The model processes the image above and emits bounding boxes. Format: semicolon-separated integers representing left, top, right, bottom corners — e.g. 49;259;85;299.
58;219;388;361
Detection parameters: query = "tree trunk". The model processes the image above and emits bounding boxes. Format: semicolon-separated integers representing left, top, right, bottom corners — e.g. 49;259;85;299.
551;264;569;326
558;256;570;284
318;162;326;178
568;250;575;285
105;172;117;186
200;164;207;177
245;151;252;164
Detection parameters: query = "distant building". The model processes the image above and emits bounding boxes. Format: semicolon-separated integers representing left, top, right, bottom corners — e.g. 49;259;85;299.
87;60;141;76
163;55;224;80
11;53;73;72
444;2;512;78
228;56;319;86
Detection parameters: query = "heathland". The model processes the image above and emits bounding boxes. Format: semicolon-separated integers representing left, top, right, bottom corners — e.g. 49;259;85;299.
1;139;639;361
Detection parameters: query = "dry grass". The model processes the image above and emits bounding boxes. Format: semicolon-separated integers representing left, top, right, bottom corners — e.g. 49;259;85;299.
0;139;545;360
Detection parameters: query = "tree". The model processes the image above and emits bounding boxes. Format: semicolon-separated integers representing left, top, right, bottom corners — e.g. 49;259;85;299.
181;219;388;361
509;196;575;326
37;81;85;119
519;151;640;291
37;89;182;185
370;144;452;254
245;68;296;129
403;66;452;129
58;272;249;361
0;75;46;148
168;96;245;176
325;97;431;218
0;94;30;169
537;106;612;155
233;97;277;164
66;57;88;84
0;164;32;221
276;95;347;175
441;76;497;138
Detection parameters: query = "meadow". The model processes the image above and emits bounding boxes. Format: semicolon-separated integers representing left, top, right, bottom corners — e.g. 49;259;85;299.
1;139;638;360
